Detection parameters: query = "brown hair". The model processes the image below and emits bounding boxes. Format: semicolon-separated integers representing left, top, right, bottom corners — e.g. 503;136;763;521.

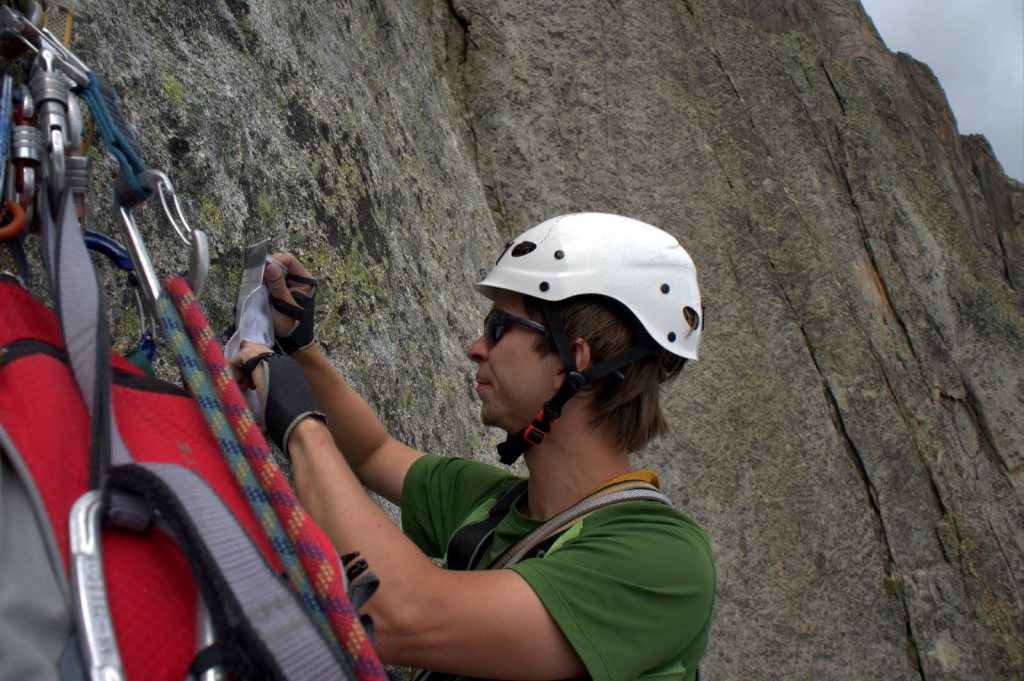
524;295;680;453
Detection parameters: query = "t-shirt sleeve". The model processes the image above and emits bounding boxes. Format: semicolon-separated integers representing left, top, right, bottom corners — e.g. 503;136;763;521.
510;505;716;681
400;455;522;558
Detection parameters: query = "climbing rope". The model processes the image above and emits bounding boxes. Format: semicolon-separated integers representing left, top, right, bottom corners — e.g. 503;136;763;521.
161;275;387;681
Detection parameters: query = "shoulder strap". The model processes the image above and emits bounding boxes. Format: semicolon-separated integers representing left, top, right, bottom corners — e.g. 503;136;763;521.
488;480;670;570
446;480;528;571
418;477;670;681
447;474;672;572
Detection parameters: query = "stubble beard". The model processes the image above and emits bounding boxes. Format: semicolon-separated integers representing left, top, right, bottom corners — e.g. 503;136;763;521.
479;404;501;429
480;400;532;436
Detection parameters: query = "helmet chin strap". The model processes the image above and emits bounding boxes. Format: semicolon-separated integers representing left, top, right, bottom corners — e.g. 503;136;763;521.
496;300;660;466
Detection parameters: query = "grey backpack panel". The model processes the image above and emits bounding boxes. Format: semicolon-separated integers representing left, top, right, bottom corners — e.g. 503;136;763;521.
0;450;71;680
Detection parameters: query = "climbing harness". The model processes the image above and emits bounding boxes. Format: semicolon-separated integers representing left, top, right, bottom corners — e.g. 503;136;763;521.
446;473;671;572
412;473;672;681
0;3;385;679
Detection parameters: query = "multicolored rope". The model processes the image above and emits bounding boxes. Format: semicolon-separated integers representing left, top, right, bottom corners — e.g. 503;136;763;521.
161;275;386;681
152;290;339;651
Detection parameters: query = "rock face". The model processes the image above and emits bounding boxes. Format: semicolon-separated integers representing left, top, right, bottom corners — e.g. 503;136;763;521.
15;0;1020;678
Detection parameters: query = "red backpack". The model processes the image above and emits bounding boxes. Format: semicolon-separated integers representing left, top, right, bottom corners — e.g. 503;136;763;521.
0;274;383;680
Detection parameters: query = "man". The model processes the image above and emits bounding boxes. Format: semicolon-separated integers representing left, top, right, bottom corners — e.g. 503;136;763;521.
230;212;715;680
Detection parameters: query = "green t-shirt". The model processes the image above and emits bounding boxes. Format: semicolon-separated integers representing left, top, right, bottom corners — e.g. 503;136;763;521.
401;456;716;681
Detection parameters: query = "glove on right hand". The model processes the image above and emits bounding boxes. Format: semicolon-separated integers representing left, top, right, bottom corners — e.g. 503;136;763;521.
271;274;317;354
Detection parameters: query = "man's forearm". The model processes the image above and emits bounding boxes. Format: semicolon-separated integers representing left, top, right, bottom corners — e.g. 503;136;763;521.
291;346;389;475
287;419;441;662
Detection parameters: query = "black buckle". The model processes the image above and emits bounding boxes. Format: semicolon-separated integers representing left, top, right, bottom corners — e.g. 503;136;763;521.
522;423;548;446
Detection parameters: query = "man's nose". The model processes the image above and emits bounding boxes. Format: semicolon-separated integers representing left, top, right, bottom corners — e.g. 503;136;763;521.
467;334;488;363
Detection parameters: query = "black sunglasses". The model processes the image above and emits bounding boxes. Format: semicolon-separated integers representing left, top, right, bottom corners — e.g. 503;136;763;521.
484;309;547;344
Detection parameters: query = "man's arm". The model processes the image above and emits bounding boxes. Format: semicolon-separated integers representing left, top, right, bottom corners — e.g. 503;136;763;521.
242;256;586;676
263;252;419;505
288;418;587;679
291;345;421;505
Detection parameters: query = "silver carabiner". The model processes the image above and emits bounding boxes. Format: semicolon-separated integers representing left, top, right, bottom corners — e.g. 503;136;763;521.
69;490;127;681
0;5;90;87
66;93;91;229
195;596;227;681
30;48;69;211
187;227;210;300
114;204;163;321
137;169;192;246
137;169;210;299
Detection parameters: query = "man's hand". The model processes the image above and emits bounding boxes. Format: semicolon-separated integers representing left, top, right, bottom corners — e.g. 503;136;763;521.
229;341;326;456
266;252;317;353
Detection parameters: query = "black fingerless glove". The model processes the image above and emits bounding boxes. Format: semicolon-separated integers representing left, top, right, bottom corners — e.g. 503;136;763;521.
271;275;317;354
242;352;326;456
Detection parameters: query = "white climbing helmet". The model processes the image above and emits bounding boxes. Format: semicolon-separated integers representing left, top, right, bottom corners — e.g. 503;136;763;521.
476;212;703;360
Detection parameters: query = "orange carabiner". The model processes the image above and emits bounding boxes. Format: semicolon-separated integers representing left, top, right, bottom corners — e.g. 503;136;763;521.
0;201;26;240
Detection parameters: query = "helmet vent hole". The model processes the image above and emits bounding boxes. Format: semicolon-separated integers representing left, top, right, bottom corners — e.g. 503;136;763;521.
554;250;565;260
539;282;550;292
660;283;670;294
668;332;677;342
683;307;700;331
511;242;537;257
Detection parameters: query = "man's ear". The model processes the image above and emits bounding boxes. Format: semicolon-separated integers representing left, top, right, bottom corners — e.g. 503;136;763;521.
571;338;592;372
554;338;592;389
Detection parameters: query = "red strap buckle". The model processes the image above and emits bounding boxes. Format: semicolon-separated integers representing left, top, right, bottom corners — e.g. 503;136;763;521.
522;410;554;446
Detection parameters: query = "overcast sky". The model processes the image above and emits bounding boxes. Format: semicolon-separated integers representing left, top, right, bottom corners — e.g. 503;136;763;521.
859;0;1024;181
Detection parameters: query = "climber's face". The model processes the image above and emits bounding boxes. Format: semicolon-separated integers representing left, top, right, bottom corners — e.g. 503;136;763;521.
467;290;559;433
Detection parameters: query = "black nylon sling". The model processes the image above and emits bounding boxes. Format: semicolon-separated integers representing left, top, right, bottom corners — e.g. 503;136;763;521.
446;480;528;571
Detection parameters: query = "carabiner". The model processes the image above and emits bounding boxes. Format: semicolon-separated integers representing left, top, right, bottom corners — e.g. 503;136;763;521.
136;169;209;299
66;92;90;228
0;0;43;60
8;85;43;221
29;48;70;213
137;169;192;246
68;491;127;681
84;231;133;270
114;204;162;320
0;200;26;239
0;5;90;87
84;231;159;359
0;74;11;197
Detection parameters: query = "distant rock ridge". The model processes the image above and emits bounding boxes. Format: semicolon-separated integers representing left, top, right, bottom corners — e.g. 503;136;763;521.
747;0;1024;291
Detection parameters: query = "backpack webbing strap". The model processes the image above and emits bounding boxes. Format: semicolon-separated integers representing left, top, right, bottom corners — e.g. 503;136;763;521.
446;480;528;571
446;478;671;573
106;462;352;681
419;478;671;681
43;188;131;488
